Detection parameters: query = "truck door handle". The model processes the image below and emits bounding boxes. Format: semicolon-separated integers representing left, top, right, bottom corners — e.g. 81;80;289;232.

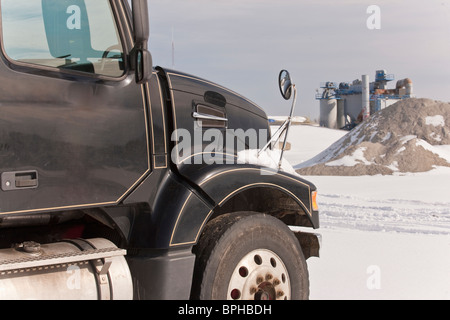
1;171;38;191
192;112;228;122
15;173;38;188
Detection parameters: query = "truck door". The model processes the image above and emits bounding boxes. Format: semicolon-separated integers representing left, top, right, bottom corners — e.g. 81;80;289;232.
0;0;150;214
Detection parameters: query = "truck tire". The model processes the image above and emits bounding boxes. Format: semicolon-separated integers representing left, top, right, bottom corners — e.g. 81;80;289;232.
191;212;309;300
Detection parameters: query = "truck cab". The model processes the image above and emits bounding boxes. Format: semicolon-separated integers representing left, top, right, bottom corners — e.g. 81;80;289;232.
0;0;319;300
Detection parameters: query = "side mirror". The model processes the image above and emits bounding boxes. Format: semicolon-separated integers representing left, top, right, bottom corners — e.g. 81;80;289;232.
279;70;293;100
275;69;297;169
135;49;153;84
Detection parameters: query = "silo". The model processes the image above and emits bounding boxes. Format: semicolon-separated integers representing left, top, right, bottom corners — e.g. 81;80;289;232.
337;99;345;129
343;94;362;123
320;98;338;129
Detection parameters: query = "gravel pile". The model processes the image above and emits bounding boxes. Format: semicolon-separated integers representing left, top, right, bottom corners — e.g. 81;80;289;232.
296;98;450;176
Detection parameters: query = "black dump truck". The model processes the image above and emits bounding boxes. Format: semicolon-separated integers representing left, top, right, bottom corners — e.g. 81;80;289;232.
0;0;320;300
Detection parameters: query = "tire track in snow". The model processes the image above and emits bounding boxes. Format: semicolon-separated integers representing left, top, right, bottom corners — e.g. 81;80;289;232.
317;193;450;235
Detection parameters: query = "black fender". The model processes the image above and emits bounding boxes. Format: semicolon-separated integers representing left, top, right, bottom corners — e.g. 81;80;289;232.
124;164;318;249
169;163;319;247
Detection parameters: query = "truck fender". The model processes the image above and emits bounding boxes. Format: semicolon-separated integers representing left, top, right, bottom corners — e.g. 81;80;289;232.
170;164;319;247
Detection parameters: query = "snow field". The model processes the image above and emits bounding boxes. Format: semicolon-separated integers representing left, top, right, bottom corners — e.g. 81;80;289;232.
279;124;450;300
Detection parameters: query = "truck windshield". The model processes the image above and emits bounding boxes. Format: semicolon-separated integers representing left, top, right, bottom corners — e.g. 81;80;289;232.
0;0;125;77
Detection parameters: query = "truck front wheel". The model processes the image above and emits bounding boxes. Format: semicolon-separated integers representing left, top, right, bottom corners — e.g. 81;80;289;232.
191;212;309;300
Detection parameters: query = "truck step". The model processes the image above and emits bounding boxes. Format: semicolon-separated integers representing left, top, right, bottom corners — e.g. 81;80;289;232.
0;246;126;273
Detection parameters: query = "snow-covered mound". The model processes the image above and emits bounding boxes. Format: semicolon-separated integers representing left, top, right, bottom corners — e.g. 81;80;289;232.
297;98;450;176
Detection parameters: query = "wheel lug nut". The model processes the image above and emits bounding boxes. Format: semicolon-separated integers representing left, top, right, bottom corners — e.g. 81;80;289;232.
277;290;284;298
265;273;273;281
256;277;263;284
250;287;257;294
273;279;280;286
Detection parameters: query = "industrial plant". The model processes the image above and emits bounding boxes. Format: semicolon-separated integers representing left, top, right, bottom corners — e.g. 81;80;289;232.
316;70;414;129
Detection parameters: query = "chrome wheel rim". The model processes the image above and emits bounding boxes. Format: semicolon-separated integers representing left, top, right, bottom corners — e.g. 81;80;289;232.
227;249;290;300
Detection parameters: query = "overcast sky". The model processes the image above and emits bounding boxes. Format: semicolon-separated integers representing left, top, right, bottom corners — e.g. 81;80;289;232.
147;0;450;120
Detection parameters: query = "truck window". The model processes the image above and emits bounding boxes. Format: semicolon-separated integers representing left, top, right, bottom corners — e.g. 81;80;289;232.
0;0;125;77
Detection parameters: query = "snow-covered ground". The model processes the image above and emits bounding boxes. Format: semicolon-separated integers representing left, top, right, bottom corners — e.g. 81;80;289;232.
281;124;450;300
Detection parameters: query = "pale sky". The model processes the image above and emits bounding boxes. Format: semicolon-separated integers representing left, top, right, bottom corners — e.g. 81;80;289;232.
148;0;450;120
